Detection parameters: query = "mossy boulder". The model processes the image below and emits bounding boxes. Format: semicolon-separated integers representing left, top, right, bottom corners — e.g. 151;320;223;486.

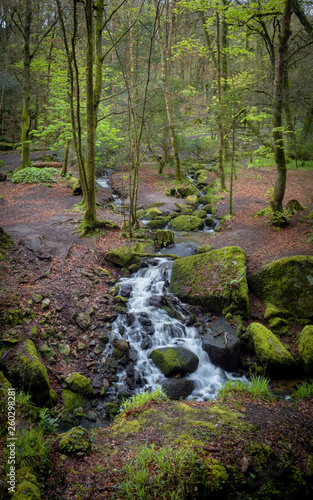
298;325;313;375
150;346;199;377
195;169;217;186
154;229;175;247
193;209;207;219
248;256;313;319
286;198;305;214
169;215;204;232
243;322;296;376
58;426;92;456
65;372;93;397
186;195;198;207
147;216;170;229
170;246;249;318
165;184;200;198
62;388;88;412
67;176;82;195
106;240;154;268
144;207;163;219
0;339;54;406
11;467;41;500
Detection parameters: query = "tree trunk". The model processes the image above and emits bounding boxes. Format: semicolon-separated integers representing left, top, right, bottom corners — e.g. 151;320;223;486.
216;10;226;190
82;0;97;233
271;0;292;213
20;2;32;170
61;140;70;176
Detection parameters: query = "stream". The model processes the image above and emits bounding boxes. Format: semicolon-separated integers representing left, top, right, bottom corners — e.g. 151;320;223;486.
97;170;246;402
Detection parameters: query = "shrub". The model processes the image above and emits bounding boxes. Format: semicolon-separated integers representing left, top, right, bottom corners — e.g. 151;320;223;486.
11;167;58;184
292;381;313;400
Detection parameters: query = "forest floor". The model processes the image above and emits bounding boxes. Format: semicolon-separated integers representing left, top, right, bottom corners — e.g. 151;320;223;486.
0;152;313;498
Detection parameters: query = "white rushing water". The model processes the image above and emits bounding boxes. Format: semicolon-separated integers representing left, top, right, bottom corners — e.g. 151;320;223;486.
107;257;243;401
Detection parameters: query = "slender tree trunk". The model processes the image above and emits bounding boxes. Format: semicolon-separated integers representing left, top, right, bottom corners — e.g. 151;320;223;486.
61;139;70;176
216;10;226;190
271;0;292;213
82;0;97;232
159;1;182;182
20;2;32;170
42;31;55;159
94;0;104;124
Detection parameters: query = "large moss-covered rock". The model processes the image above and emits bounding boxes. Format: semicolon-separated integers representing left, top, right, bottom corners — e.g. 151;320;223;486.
58;426;92;456
298;325;313;375
165;184;200;198
144;208;163;219
248;256;313;319
154;229;175;247
147;216;170;229
170;246;249;318
0;339;54;406
169;215;204;232
150;346;199;377
65;372;93;397
106;240;154;267
243;322;296;376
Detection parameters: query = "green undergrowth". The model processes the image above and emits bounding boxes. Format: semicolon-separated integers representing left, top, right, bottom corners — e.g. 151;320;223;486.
118;443;225;500
11;167;59;184
218;375;273;401
292;380;313;400
117;387;168;418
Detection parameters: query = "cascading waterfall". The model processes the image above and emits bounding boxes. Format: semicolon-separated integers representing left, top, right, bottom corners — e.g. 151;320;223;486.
98;166;245;402
106;256;241;401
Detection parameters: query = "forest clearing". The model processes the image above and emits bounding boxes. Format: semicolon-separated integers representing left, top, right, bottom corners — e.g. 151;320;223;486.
1;0;313;499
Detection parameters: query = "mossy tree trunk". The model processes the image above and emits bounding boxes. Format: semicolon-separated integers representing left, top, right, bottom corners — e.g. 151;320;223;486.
159;0;182;183
20;2;32;170
216;9;226;190
81;0;97;233
271;0;292;213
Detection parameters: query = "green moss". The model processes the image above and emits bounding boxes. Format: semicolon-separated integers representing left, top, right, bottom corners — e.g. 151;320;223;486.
3;309;23;326
249;255;313;319
264;302;291;321
244;322;296;376
144;207;163;219
170;246;249;318
0;226;13;248
298;325;313;375
169;215;204;231
62;388;87;411
198;244;213;254
59;426;92;456
146;217;170;229
193;209;207;218
150;346;198;377
153;229;175;247
186;194;198;206
65;372;93;397
268;316;290;335
11;467;40;500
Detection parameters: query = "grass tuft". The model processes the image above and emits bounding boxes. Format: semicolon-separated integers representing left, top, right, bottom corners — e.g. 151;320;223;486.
117;387;168;418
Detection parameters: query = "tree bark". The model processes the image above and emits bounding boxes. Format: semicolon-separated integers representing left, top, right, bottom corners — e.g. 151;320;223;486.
82;0;97;232
216;10;226;190
271;0;292;213
20;1;32;170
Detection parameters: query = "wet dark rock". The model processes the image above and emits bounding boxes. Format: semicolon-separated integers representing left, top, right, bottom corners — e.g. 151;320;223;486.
119;283;133;298
202;319;240;372
138;315;152;326
141;337;152;350
162;378;195;400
